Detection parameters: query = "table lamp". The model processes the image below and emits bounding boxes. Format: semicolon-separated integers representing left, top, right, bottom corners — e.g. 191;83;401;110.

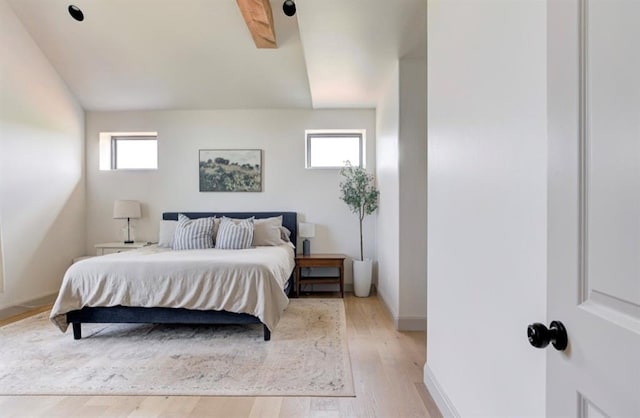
299;222;315;256
113;200;141;244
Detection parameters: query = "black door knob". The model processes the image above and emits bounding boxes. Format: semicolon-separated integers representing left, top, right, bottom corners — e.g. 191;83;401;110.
527;320;568;351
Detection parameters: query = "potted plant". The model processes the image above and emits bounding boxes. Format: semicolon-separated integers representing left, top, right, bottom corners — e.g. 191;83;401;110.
339;161;379;297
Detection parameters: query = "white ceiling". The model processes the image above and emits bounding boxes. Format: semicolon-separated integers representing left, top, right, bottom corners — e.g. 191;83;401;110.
7;0;425;111
298;0;426;108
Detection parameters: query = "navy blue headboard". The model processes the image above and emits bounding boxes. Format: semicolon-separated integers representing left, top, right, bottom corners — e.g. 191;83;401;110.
162;211;297;247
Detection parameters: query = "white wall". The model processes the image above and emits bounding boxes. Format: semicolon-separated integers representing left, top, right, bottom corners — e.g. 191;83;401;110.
375;58;428;330
398;58;427;330
375;63;400;320
85;109;375;286
425;1;547;416
0;0;85;309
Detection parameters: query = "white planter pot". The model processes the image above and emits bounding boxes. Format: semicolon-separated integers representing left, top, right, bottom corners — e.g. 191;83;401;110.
353;259;373;297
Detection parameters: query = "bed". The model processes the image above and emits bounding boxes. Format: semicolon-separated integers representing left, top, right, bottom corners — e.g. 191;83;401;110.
50;211;297;341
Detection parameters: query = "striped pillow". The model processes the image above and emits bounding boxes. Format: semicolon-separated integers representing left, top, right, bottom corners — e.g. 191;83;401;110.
172;214;215;250
216;217;254;249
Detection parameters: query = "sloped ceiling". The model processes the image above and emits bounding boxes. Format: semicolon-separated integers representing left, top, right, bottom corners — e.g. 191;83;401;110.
7;0;425;111
297;0;426;108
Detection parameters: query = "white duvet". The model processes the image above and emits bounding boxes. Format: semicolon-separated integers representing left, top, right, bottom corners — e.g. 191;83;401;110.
50;244;295;332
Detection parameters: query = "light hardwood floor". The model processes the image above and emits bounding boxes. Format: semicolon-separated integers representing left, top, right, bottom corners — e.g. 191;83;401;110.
0;294;442;418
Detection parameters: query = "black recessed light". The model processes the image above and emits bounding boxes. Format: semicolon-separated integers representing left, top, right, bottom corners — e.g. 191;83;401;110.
283;0;296;17
68;5;84;22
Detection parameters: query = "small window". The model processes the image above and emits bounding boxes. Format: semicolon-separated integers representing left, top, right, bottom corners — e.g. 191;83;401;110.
99;132;158;171
111;136;158;169
305;130;365;169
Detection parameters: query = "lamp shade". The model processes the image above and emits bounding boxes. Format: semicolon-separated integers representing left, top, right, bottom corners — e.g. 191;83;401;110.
113;200;141;219
298;222;315;238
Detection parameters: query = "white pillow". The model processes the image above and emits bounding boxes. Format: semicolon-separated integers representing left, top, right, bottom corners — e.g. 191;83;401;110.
216;217;254;249
158;220;177;248
172;214;216;250
252;216;285;246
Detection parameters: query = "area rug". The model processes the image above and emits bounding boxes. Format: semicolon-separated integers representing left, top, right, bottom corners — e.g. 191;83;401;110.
0;299;354;397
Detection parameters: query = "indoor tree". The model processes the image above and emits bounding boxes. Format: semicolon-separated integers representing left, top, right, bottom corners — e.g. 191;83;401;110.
339;161;380;261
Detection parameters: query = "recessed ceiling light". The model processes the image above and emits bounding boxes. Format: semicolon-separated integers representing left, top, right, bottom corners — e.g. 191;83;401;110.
283;0;296;17
68;5;84;22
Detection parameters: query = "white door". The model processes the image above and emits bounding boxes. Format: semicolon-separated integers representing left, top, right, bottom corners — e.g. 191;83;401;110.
547;0;640;416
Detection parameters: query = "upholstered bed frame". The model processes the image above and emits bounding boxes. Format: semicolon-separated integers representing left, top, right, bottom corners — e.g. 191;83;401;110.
66;211;297;341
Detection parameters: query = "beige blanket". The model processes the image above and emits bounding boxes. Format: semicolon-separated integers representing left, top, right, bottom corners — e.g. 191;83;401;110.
50;244;295;332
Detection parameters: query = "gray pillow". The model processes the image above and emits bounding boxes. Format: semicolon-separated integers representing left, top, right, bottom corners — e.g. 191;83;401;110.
280;226;292;243
252;216;285;246
216;217;254;249
172;214;215;250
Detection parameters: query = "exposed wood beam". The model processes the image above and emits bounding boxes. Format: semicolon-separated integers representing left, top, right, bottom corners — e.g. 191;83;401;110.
236;0;277;49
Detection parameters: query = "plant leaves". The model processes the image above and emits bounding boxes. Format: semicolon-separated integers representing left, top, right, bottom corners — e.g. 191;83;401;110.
339;161;379;216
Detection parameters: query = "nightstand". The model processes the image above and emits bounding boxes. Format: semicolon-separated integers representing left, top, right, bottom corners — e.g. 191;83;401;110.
295;253;346;298
95;242;149;256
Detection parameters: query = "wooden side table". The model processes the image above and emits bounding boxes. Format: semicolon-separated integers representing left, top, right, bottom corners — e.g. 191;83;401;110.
94;242;149;256
295;253;346;298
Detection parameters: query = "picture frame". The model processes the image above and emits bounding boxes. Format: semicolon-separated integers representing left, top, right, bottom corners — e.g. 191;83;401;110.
199;149;262;192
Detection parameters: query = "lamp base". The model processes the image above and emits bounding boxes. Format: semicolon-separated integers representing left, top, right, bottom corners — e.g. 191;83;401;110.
303;239;310;256
121;220;136;244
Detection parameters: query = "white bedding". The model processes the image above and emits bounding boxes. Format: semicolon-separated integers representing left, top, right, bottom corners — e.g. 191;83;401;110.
50;244;295;332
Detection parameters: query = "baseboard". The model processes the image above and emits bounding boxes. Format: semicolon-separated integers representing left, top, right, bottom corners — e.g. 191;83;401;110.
376;289;398;325
375;290;426;331
424;364;460;418
0;292;57;321
397;316;426;331
21;293;57;307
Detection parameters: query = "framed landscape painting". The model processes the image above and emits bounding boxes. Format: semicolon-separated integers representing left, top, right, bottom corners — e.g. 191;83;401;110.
199;149;262;192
